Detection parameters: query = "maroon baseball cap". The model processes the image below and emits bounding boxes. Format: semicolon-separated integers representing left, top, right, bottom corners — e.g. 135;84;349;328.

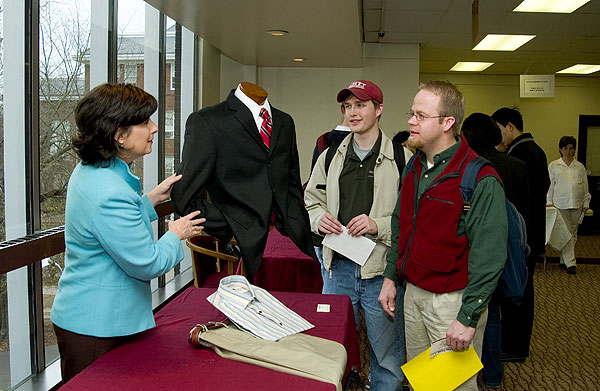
336;80;383;104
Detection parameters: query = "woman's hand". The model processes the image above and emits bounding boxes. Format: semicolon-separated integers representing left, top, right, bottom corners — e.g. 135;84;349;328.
147;174;182;206
168;211;206;240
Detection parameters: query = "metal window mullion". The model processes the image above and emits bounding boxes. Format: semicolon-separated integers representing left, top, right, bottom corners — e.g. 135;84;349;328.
25;0;45;374
144;5;162;291
108;0;118;84
157;14;167;287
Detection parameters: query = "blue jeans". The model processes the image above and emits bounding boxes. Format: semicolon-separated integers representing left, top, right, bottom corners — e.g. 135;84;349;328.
482;303;503;387
315;247;405;391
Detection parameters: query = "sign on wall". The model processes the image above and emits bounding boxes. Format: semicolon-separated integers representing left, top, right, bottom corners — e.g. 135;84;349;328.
520;75;555;98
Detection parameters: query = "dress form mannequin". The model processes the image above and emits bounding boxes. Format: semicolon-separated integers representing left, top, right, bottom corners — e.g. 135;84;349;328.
240;82;267;105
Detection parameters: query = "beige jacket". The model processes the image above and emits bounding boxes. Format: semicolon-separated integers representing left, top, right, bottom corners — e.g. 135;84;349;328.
304;132;402;279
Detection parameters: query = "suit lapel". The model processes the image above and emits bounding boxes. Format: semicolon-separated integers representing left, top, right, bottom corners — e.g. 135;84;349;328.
269;109;281;156
227;91;269;152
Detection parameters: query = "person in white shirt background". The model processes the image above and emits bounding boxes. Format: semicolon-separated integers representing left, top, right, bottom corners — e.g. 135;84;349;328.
546;136;591;275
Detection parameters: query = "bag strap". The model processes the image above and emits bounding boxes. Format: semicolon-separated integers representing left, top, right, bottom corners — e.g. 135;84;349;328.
506;137;534;155
323;139;340;176
460;156;490;206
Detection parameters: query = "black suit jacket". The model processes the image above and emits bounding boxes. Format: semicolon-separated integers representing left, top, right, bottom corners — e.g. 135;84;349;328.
171;90;316;278
506;133;550;257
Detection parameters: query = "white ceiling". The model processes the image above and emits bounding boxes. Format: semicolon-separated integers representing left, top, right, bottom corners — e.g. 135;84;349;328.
146;0;600;76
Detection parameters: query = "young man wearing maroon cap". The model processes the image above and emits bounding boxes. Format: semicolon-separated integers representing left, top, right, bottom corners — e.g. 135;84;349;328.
305;80;407;391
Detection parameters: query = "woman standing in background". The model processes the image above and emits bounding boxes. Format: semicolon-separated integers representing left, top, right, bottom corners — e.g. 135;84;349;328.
546;136;591;275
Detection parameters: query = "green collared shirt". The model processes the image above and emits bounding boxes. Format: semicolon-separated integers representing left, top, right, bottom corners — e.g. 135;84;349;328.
384;139;507;327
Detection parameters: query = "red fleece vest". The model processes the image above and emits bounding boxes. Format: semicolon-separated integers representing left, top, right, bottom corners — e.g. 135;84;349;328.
397;139;497;293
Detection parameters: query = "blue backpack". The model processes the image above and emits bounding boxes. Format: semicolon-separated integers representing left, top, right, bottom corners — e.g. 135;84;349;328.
460;156;529;305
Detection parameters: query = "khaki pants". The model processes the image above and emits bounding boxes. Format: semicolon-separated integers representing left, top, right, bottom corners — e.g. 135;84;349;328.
404;283;488;391
195;325;347;391
558;208;581;268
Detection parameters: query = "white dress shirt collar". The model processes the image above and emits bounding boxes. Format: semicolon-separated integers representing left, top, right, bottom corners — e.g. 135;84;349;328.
234;84;272;132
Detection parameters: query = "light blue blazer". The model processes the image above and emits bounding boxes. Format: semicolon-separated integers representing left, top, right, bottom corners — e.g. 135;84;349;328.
51;158;183;337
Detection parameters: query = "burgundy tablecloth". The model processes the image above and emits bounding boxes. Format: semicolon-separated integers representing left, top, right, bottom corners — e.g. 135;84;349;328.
61;287;360;390
254;228;323;293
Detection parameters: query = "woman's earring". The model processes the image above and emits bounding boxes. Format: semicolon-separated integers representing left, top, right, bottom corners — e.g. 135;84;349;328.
118;140;125;148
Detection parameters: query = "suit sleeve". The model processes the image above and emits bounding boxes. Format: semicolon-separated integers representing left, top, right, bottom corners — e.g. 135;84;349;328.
286;117;305;203
171;112;232;239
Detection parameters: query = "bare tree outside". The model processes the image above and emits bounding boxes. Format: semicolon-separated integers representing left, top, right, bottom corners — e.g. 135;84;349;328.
1;0;91;379
38;0;89;230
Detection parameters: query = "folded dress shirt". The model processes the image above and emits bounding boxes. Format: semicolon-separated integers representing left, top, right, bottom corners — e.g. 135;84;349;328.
207;275;314;341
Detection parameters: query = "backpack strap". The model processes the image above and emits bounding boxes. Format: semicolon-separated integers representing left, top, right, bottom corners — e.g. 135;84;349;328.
324;139;342;176
460;156;491;206
506;137;534;155
316;133;329;155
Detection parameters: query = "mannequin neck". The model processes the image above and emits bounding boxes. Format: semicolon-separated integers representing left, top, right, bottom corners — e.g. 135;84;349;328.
240;82;268;105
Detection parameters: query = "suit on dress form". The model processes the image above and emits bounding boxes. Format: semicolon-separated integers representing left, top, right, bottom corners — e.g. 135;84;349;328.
171;90;316;278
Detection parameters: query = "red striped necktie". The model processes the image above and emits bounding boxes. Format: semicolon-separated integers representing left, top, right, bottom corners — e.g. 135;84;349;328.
259;108;272;148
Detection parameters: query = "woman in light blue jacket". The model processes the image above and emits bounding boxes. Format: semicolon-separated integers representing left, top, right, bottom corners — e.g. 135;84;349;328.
51;83;204;383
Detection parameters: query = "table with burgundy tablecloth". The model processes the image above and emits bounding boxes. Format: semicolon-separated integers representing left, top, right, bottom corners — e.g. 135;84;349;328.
60;287;360;391
254;228;323;293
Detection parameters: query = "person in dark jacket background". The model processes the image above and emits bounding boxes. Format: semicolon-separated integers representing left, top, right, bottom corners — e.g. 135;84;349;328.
462;112;529;388
491;107;550;363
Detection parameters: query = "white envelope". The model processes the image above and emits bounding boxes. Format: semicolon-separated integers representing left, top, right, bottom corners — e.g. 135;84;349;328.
322;226;376;266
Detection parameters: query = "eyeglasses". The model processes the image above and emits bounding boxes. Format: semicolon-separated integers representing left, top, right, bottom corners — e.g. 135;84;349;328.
407;111;448;122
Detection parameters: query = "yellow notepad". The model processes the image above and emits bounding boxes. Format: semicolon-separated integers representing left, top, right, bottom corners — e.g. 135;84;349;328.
401;347;483;391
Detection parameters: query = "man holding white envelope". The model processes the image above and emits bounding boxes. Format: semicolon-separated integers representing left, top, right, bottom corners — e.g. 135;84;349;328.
305;80;410;391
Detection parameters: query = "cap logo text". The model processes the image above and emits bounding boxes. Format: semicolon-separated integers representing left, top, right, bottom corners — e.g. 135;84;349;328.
348;81;366;89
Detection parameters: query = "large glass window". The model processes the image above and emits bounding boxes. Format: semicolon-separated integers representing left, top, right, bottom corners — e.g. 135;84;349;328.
0;1;198;386
39;0;89;231
39;0;91;370
118;0;146;183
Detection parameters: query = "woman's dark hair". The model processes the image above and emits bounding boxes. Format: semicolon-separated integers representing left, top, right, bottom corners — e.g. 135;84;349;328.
559;136;576;151
393;130;410;144
72;83;157;165
461;112;502;152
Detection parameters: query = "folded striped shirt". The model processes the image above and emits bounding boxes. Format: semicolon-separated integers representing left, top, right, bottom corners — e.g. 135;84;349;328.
207;275;314;341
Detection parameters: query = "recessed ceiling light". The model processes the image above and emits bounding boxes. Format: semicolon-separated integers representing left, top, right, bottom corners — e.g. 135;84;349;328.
293;58;306;62
556;64;600;74
266;30;289;36
450;62;494;72
473;34;536;51
514;0;590;13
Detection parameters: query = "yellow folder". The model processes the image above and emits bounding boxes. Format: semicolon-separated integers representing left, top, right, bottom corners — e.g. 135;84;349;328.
401;347;483;391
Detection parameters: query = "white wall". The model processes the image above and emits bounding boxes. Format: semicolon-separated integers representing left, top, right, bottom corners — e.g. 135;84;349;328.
220;54;257;99
259;43;420;181
422;73;600;162
199;39;222;108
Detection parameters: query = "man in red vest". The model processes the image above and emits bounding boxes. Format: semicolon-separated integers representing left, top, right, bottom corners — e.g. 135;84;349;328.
379;81;507;391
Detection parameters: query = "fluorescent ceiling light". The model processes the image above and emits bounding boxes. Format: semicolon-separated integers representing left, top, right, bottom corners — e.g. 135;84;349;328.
450;62;494;72
266;30;289;36
557;64;600;74
514;0;590;13
473;34;536;51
